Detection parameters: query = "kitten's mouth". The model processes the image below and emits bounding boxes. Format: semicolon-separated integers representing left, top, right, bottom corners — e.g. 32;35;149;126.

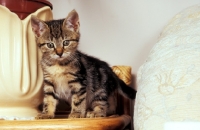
58;57;65;60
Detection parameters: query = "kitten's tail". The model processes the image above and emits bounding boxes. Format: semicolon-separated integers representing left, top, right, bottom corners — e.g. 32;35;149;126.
118;79;137;99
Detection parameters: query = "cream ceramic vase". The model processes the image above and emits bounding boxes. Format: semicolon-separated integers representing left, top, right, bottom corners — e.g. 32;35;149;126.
0;5;53;119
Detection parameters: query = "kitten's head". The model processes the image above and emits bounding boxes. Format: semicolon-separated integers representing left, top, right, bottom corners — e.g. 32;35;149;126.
30;9;80;62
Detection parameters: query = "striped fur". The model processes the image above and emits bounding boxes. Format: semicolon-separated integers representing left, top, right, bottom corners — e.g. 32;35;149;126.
31;10;136;119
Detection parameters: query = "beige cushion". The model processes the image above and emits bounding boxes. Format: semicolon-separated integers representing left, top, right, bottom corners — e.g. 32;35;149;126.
134;5;200;130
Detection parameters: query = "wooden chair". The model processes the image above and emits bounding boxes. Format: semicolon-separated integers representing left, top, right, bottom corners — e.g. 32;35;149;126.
0;66;134;130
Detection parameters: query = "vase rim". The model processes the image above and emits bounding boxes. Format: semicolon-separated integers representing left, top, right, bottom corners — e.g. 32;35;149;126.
28;0;53;10
0;0;53;20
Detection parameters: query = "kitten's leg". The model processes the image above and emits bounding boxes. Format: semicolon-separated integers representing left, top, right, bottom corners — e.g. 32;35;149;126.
36;82;58;119
86;101;108;118
86;88;111;118
89;98;116;118
68;84;87;118
68;95;86;118
86;93;109;118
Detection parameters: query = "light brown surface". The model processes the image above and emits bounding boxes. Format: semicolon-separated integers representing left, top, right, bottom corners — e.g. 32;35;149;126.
0;115;131;130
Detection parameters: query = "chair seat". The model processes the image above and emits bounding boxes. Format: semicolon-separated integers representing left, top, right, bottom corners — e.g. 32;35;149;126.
0;115;131;130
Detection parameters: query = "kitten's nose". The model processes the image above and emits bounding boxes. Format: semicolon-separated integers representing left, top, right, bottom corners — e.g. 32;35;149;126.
56;48;63;57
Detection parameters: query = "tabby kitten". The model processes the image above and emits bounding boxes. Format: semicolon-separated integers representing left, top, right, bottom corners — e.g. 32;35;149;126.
31;9;136;119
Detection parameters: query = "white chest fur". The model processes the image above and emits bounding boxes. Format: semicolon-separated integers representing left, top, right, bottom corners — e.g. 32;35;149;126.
45;64;74;101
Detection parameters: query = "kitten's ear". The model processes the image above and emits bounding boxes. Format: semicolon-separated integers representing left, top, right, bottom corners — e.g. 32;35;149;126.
30;15;48;37
63;9;80;33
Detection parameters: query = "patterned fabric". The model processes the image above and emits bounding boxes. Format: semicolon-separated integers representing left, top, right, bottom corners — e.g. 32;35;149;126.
134;5;200;130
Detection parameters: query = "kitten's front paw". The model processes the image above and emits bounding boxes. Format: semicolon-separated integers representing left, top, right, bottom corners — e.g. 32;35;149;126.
86;111;106;118
35;113;54;119
68;112;85;118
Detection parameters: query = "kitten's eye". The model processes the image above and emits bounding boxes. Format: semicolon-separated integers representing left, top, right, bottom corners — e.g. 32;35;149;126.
63;40;70;46
47;43;54;48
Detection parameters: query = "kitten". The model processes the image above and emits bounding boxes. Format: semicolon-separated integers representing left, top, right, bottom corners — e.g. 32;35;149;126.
31;9;136;119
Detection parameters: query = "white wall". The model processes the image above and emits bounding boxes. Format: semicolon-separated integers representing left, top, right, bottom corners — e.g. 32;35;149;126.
48;0;200;88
